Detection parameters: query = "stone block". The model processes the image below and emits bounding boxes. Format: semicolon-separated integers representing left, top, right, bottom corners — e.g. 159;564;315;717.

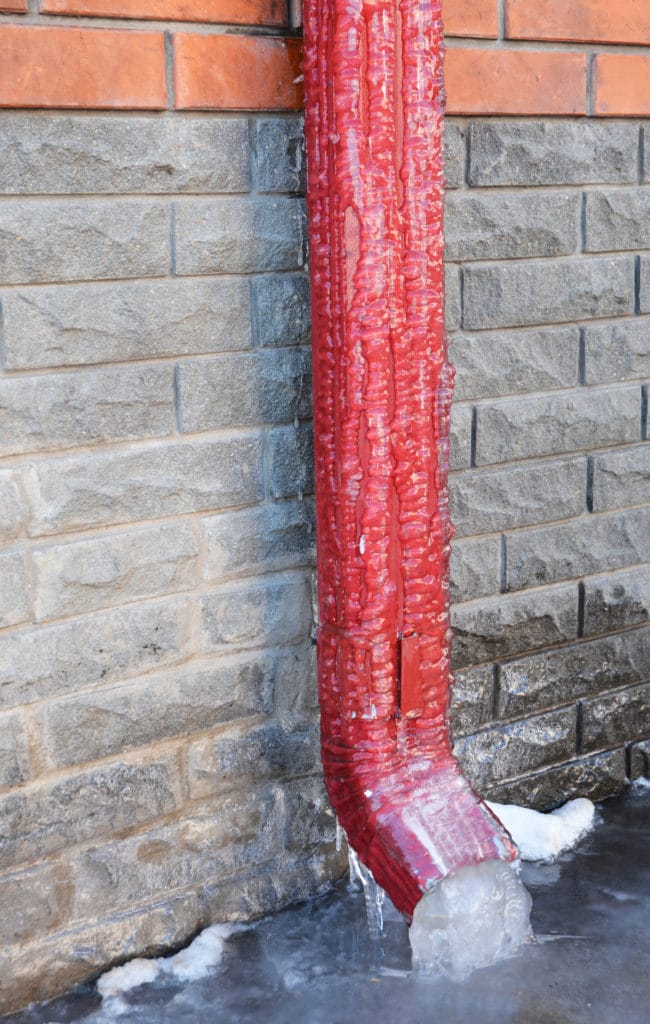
583;565;650;636
451;583;577;669
443;121;465;189
0;200;169;285
584;189;650;252
592;445;650;512
251;272;311;348
0;550;29;628
70;789;281;919
202;499;315;582
0;861;74;947
199;571;312;651
186;721;319;800
0;753;185;871
1;278;252;371
282;775;336;853
450;456;586;538
505;507;650;591
463;257;634;330
630;740;650;780
40;650;275;769
583;319;650;384
639;256;650;312
0;892;200;1016
0;711;30;788
485;749;627;810
498;624;650;718
177;349;311;433
22;434;264;537
475;385;639;466
253;115;305;193
468;120;638;187
198;848;347;926
0;364;174;457
450;534;501;603
0;471;28;544
174;198;305;275
449;663;494;739
0;114;250;194
582;681;650;752
273;641;319;727
454;705;577;788
449;402;472;470
445;190;579;261
450;326;579;402
445;264;462;332
267;422;315;499
0;598;190;711
32;522;198;623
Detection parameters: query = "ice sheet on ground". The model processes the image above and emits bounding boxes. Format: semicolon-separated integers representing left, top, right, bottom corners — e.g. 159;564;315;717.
486;797;596;862
5;788;650;1024
96;924;235;1003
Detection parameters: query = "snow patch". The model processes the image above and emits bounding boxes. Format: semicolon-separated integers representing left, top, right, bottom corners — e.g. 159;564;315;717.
97;924;234;1004
487;797;595;862
96;959;159;1000
164;924;234;982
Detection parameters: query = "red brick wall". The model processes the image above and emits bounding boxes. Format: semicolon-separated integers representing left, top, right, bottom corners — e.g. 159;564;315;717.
444;0;650;117
1;1;649;115
0;3;302;110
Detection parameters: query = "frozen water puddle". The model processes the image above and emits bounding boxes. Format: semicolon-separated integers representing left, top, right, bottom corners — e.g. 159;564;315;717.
91;797;596;1011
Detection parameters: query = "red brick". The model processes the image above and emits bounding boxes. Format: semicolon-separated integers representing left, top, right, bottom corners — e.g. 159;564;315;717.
506;0;650;47
174;34;302;110
595;54;650;117
0;26;166;109
41;0;287;26
0;1;27;11
442;0;498;39
444;47;586;116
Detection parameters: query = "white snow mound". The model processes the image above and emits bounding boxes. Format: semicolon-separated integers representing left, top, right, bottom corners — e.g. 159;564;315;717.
165;924;234;982
97;923;234;1002
96;959;159;1000
487;797;595;862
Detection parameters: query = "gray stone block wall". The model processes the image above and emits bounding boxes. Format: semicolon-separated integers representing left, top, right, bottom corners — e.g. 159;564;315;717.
0;109;649;1009
0;111;345;1010
444;118;650;807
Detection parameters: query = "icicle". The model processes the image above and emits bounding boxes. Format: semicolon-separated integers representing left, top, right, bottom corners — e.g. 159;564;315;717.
336;820;345;853
348;846;386;939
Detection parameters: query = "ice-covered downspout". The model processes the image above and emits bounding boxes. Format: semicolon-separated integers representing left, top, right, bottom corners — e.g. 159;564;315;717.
303;0;521;919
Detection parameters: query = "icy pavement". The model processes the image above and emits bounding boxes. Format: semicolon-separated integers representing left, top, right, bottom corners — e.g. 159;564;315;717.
5;784;650;1024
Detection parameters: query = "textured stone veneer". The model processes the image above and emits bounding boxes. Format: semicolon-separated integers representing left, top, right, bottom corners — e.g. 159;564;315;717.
443;117;649;806
0;109;648;1011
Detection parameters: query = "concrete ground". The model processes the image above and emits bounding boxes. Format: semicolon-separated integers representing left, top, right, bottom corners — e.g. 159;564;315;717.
5;783;650;1024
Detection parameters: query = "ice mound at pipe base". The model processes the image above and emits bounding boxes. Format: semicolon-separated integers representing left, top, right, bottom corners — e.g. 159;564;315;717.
408;798;596;975
409;860;533;977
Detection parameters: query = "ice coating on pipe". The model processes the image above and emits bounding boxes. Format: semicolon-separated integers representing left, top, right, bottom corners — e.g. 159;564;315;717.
303;0;521;918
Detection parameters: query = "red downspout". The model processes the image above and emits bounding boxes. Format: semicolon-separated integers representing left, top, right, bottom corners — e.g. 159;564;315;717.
303;0;518;917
